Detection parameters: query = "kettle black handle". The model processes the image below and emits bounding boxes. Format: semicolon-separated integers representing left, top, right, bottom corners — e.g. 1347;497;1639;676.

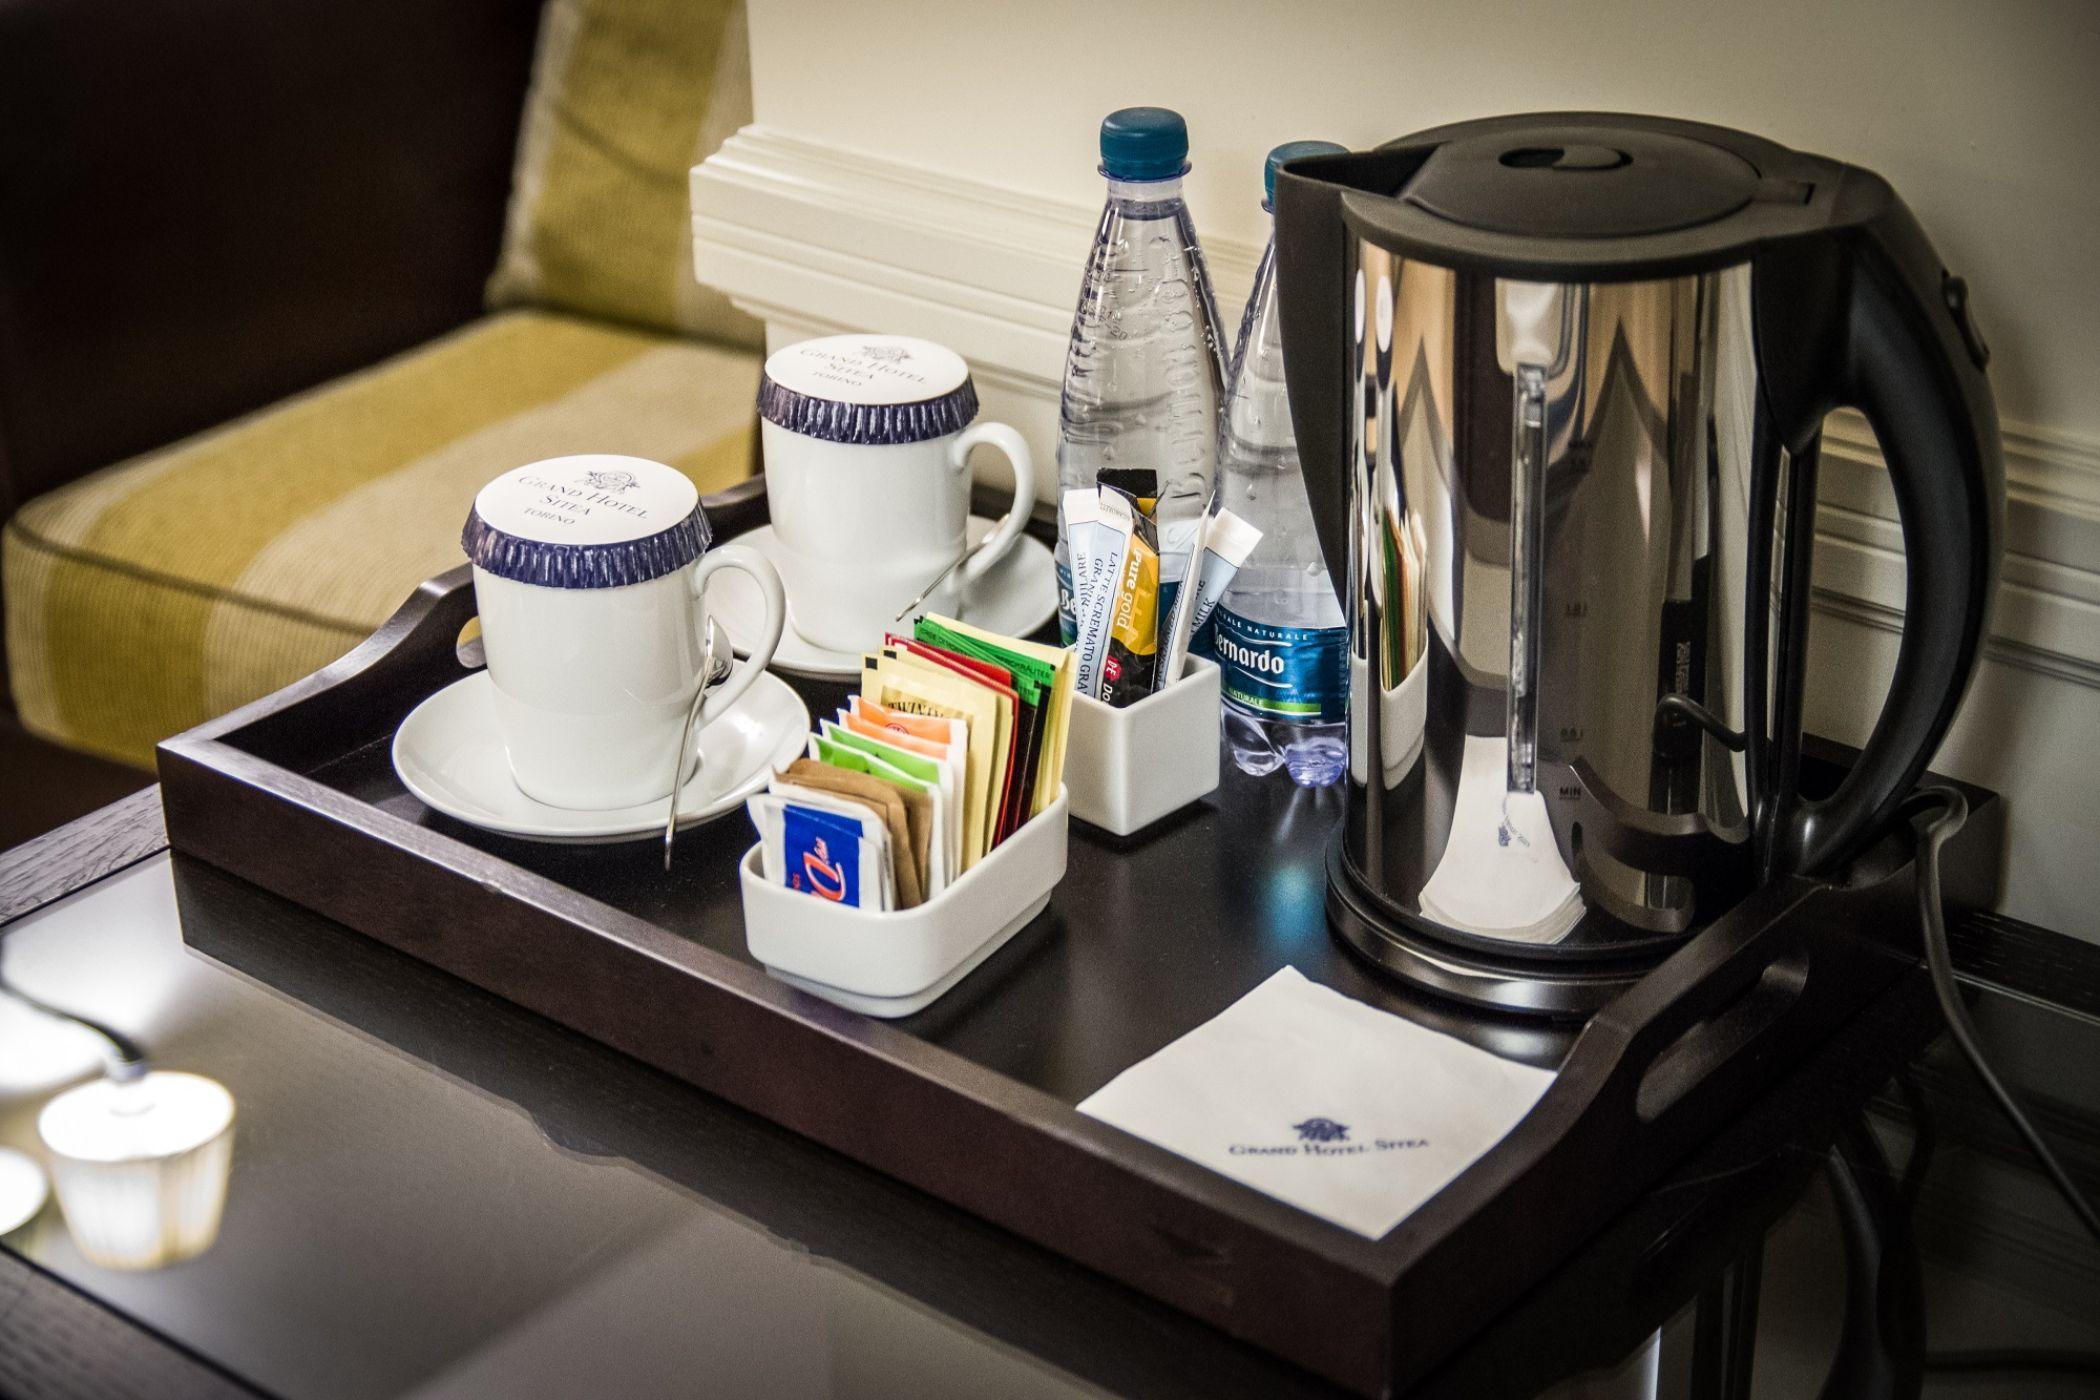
1755;179;2004;877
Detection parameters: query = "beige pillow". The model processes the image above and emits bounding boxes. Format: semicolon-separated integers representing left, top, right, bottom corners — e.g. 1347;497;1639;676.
486;0;762;348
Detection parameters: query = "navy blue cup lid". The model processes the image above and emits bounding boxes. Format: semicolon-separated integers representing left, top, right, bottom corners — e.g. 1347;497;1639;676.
1264;140;1350;208
1100;107;1190;182
758;334;978;446
462;456;709;590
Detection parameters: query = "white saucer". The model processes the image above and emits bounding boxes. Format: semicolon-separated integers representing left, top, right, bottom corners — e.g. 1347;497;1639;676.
0;1148;47;1235
391;664;809;843
710;516;1057;680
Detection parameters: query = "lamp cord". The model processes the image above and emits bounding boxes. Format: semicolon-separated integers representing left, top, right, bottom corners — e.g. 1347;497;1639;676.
1906;786;2100;1244
0;954;148;1083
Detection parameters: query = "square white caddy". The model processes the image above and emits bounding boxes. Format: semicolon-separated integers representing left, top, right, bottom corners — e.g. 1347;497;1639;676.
1063;655;1221;836
742;787;1070;1017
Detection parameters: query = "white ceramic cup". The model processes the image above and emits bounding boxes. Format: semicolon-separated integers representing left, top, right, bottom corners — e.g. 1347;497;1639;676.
467;456;787;811
39;1071;236;1271
759;335;1035;653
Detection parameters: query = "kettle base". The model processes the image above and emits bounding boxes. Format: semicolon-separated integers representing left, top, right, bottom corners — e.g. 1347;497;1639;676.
1325;835;1663;1021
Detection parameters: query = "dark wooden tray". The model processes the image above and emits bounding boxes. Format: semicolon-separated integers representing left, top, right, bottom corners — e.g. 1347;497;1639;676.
156;482;2001;1396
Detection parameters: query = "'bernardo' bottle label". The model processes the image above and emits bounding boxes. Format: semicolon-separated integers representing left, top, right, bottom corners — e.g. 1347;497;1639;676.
1213;610;1347;722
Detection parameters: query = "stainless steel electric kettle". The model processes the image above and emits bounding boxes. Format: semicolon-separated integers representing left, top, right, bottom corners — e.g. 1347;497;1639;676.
1272;113;2002;1015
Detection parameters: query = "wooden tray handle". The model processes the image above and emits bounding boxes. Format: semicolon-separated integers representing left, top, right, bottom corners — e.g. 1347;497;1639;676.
1571;872;1869;1153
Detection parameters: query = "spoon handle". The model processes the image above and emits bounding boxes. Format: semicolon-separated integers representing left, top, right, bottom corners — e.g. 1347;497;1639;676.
664;622;728;872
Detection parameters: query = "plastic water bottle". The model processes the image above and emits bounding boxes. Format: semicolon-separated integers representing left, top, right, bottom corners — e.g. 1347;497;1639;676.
1056;107;1227;643
1215;142;1350;786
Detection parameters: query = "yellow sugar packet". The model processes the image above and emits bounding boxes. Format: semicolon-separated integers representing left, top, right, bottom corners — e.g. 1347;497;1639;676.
876;645;1015;858
861;654;1002;868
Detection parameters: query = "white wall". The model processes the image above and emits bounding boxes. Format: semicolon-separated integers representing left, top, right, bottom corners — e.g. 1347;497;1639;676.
699;0;2100;938
746;0;2100;440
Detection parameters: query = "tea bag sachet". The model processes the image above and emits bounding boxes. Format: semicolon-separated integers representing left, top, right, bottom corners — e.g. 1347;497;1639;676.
847;697;966;875
809;737;935;905
747;615;1074;914
931;616;1077;809
909;632;1040;833
862;654;1002;868
874;646;1013;856
820;721;952;897
913;614;1075;820
747;789;893;911
886;639;1025;844
781;755;923;909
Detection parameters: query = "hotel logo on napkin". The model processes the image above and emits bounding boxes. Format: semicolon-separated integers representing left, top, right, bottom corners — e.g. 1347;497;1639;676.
1225;1117;1429;1159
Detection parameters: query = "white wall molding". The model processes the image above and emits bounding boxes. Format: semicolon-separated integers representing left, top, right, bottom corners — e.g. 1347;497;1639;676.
693;126;1260;390
1819;416;2100;689
694;124;2100;692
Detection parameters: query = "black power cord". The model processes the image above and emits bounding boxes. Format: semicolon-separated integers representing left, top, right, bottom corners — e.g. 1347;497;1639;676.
1907;785;2100;1245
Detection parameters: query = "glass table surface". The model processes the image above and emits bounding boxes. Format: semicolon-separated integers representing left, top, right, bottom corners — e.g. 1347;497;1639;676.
3;847;2098;1400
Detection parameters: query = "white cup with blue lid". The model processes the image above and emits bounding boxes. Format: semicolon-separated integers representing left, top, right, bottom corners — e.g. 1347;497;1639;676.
758;334;1035;652
463;455;786;810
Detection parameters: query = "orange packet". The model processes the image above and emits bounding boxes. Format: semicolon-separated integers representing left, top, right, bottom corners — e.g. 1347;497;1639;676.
850;695;960;748
842;709;950;760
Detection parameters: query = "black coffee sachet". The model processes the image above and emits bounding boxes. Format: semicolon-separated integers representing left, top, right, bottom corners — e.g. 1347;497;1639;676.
1096;468;1159;520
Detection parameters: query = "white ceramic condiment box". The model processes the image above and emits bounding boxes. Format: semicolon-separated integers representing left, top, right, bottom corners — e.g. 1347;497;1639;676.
1064;656;1221;836
742;787;1069;1018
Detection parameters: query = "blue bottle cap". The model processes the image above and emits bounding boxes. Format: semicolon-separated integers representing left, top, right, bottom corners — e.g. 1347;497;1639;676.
1264;140;1350;208
1100;107;1190;182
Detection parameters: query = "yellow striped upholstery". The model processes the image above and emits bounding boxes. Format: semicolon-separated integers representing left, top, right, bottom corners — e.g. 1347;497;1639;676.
485;0;761;348
4;311;761;767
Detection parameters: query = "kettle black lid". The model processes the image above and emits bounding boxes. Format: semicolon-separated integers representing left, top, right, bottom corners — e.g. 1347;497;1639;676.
1302;112;1876;282
1404;123;1765;238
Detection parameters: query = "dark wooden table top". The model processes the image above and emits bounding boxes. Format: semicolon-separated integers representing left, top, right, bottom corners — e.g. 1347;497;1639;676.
2;787;2098;1400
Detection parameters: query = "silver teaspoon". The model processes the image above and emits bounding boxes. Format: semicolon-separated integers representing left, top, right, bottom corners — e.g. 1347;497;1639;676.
664;619;731;872
890;514;1008;625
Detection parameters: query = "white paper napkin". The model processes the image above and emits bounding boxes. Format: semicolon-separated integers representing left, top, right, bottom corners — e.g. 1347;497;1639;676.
1078;967;1555;1239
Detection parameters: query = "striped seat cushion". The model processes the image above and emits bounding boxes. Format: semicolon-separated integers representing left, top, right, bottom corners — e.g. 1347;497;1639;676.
486;0;760;349
3;310;760;768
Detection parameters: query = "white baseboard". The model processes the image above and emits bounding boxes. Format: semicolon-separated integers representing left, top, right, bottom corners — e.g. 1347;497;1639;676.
694;124;2100;692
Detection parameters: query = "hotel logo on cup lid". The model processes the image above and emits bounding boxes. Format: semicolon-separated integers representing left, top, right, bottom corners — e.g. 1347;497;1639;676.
758;334;979;446
462;455;711;590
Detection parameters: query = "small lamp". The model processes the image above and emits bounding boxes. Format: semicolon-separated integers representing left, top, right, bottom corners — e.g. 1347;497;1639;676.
37;1070;235;1270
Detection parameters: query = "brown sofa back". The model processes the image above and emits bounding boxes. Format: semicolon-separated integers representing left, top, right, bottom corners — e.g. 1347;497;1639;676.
0;0;545;520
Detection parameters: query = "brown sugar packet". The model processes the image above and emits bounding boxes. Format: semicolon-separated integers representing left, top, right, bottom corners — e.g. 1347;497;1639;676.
804;732;936;902
781;758;924;909
850;767;933;905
